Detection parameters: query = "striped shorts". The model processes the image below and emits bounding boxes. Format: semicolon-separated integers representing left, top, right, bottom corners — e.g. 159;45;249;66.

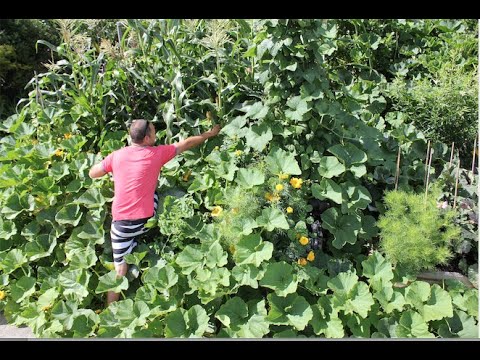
110;192;159;265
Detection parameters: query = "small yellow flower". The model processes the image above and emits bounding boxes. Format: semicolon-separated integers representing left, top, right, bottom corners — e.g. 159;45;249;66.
235;150;243;156
278;172;289;180
299;236;309;246
54;149;64;157
211;206;223;217
286;206;293;214
41;305;52;312
307;251;315;262
64;133;73;139
275;184;284;191
297;258;307;266
0;290;5;300
265;192;280;202
290;177;303;189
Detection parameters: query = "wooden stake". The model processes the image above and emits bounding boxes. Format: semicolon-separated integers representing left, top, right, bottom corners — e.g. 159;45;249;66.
424;140;431;185
424;149;433;204
471;135;477;175
449;142;455;168
395;145;401;190
453;159;461;209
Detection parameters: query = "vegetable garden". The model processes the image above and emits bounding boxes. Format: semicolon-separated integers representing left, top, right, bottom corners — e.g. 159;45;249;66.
0;19;478;338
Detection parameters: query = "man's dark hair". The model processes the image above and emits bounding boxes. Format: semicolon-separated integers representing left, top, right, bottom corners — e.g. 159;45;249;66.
130;119;150;144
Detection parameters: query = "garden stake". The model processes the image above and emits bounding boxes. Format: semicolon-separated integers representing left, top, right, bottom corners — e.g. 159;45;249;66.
395;145;401;190
424;140;431;185
449;142;455;168
471;135;477;176
453;159;461;209
424;149;433;205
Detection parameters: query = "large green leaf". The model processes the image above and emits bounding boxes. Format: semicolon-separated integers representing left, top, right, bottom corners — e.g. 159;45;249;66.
37;288;60;311
245;102;269;120
328;271;358;295
285;96;310;121
164;305;209;338
216;297;249;328
235;168;265;188
231;300;270;338
55;204;83;226
175;245;204;275
311;178;343;204
48;162;70;180
74;187;105;208
342;282;375;318
343;181;372;211
421;284;453;322
231;264;262;289
0;248;27;274
395;310;435;338
142;265;178;292
260;261;298;296
318;156;346;178
231;216;258;236
204;241;228;269
96;270;129;294
58;269;91;301
71;312;99;338
265;147;301;175
267;293;313;330
10;276;36;303
256;207;289;232
321;208;361;248
361;251;394;291
24;233;57;261
1;193;35;219
327;142;367;166
404;281;431;310
452;290;478;318
245;124;273;152
233;233;273;267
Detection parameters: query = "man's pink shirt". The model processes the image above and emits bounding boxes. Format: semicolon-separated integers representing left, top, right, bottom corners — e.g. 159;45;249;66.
102;144;177;221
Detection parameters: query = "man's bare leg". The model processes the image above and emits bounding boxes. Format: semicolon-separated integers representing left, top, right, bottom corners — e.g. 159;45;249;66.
106;262;128;305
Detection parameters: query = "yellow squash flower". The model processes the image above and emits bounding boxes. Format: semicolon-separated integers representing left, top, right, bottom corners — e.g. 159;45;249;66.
297;258;307;266
307;251;315;262
275;184;284;191
64;133;73;139
54;149;64;157
0;290;5;300
235;150;243;156
290;177;303;189
299;236;309;246
211;206;223;217
286;206;293;214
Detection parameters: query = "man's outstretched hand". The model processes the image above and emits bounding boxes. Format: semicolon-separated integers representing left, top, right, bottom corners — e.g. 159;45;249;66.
205;124;221;138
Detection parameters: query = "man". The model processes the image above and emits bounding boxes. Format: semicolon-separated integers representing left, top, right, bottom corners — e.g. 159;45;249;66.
89;119;221;304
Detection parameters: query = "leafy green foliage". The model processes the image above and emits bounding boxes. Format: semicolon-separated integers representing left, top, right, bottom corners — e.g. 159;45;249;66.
378;188;461;272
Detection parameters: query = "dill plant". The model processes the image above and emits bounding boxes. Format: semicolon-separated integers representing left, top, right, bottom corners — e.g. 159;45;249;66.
377;187;461;273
